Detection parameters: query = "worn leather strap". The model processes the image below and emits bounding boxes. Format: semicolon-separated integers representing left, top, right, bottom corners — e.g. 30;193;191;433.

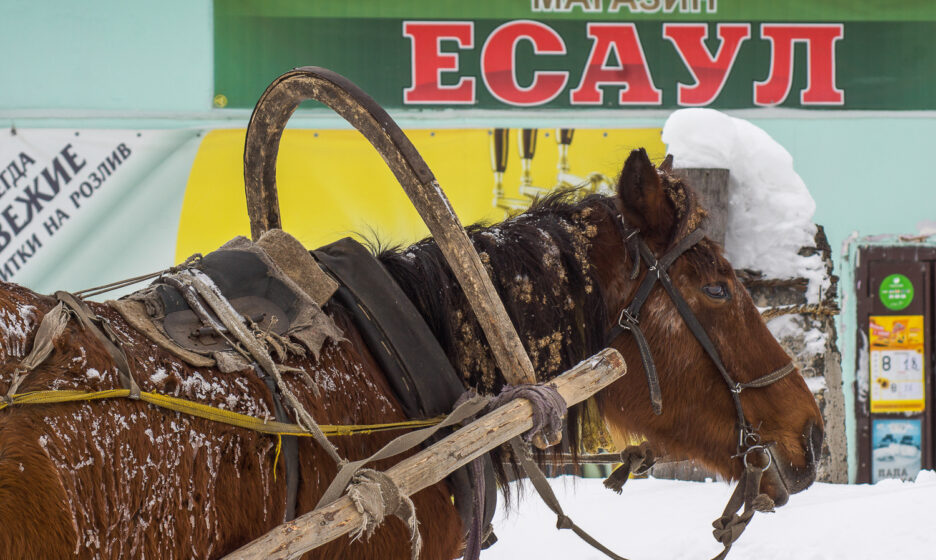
710;455;777;560
56;291;141;399
509;438;630;560
654;264;795;438
315;393;491;509
4;301;70;399
602;442;657;494
256;369;301;522
605;228;795;430
737;362;796;390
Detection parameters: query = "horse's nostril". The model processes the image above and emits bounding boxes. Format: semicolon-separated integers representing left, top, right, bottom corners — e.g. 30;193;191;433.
805;421;824;465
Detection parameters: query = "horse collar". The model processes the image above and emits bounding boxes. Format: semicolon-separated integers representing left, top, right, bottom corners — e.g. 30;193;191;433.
606;223;795;460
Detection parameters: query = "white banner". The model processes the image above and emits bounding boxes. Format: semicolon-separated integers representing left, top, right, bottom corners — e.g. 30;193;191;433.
0;129;201;295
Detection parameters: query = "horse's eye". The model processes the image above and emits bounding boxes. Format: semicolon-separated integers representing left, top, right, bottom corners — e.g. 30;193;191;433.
702;283;730;300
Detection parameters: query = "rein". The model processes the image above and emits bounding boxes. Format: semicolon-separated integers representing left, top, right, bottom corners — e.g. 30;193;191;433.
605;222;796;558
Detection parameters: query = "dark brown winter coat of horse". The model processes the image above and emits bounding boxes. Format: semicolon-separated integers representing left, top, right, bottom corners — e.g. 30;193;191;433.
0;149;822;559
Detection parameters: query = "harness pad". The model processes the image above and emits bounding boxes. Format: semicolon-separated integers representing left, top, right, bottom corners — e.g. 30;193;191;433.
314;237;498;541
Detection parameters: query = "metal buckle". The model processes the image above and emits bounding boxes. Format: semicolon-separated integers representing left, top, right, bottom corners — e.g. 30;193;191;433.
617;307;639;328
734;429;759;450
744;431;761;447
620;217;639;239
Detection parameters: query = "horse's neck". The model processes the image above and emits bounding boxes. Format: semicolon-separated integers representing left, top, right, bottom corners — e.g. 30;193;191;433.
381;206;607;393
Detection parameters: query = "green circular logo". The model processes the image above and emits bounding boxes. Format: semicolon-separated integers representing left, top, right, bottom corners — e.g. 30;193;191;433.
879;274;914;311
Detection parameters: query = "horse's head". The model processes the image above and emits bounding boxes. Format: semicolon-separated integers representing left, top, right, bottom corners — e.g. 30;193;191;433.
593;148;822;505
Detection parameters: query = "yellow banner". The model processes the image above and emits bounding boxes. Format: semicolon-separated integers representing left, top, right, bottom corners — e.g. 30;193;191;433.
176;128;665;260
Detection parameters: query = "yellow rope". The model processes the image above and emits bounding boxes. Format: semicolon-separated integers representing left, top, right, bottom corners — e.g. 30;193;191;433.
274;434;283;481
0;389;443;437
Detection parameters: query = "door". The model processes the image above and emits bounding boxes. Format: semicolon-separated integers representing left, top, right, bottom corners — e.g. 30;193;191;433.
855;246;934;483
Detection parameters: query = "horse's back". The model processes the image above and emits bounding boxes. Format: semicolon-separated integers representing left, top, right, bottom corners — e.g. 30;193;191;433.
0;292;463;559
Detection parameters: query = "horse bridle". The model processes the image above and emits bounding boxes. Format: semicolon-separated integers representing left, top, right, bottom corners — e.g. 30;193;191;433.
605;221;796;465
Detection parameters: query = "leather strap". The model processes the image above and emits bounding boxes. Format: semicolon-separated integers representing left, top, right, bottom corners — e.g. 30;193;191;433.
737;362;796;390
56;291;141;399
4;301;70;399
510;438;630;560
314;237;498;535
256;368;301;522
605;228;795;436
605;228;704;415
710;452;778;560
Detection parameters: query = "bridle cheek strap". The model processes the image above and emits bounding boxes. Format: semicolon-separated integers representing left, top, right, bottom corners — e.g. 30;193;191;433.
605;228;704;415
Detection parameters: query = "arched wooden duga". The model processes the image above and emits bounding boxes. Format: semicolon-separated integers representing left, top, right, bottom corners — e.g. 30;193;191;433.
242;66;541;401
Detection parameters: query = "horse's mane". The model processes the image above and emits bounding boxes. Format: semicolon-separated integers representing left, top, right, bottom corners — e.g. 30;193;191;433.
376;173;718;388
378;190;615;391
373;175;720;500
377;190;619;491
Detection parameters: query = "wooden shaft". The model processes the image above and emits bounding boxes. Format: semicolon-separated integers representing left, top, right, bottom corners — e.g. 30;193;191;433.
533;452;625;465
222;348;626;560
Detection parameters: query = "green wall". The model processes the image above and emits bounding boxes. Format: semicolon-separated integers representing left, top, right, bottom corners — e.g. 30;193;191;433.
3;0;935;482
1;0;213;112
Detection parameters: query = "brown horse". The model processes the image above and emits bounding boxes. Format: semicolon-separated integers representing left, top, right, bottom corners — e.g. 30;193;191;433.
0;148;822;559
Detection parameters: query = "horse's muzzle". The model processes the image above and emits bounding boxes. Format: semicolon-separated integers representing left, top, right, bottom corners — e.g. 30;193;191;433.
796;420;824;492
761;420;823;507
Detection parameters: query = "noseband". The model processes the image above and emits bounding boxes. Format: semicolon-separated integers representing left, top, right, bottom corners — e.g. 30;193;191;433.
605;221;795;463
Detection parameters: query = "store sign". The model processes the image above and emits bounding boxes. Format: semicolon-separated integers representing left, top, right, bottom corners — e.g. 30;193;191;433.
872;418;922;483
401;21;842;108
869;315;925;413
214;1;936;110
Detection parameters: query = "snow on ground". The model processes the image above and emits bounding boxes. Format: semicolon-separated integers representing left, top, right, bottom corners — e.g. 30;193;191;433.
484;472;936;560
662;109;827;304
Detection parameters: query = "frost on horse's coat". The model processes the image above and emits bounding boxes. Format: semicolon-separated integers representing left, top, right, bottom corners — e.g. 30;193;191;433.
0;149;822;559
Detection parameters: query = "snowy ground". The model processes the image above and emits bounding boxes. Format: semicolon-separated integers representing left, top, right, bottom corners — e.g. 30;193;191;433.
483;472;936;560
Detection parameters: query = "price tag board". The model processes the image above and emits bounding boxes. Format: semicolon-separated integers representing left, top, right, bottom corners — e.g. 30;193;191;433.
869;315;925;413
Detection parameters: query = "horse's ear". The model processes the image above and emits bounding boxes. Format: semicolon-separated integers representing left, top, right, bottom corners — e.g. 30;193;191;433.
617;148;675;245
659;154;674;173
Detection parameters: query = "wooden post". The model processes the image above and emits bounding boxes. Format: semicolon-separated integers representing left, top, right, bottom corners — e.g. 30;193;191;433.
222;348;627;560
672;167;730;247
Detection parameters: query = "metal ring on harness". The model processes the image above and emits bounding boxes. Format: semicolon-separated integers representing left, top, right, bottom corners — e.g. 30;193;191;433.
742;445;773;472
